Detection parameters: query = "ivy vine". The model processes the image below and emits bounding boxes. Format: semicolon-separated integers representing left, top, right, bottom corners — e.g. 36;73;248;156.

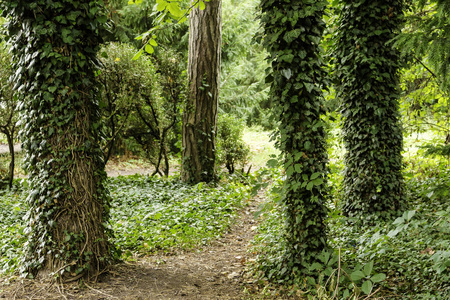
259;0;330;278
332;0;406;220
1;0;117;280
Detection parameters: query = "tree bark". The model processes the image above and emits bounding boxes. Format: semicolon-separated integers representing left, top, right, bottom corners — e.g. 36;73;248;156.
182;0;222;183
1;0;115;281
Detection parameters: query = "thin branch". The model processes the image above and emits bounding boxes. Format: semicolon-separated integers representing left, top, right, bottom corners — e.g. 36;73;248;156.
413;54;437;79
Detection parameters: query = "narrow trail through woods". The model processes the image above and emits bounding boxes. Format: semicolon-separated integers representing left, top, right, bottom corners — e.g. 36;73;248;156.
0;186;265;300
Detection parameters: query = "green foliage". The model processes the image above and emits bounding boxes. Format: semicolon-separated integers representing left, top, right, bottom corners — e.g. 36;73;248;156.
259;0;330;279
220;0;271;128
395;0;450;95
332;0;406;220
131;0;205;58
0;182;27;274
1;0;115;279
217;114;250;174
0;43;18;189
0;175;251;273
400;62;450;137
420;143;450;158
98;43;186;175
250;156;449;298
109;174;250;254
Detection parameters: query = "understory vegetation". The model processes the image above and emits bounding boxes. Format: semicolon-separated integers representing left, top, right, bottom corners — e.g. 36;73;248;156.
247;137;450;299
0;174;252;274
0;0;449;298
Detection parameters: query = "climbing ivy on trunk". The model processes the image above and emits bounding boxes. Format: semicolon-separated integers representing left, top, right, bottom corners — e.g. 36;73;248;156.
333;0;406;220
1;0;117;280
259;0;329;277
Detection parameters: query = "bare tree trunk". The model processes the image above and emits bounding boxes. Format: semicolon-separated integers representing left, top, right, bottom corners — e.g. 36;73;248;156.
182;0;222;183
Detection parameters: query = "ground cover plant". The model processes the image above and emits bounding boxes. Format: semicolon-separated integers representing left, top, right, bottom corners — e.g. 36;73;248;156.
0;174;251;275
247;147;450;299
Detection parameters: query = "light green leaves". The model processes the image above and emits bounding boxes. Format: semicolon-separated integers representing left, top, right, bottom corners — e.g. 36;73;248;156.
361;280;373;295
350;270;365;281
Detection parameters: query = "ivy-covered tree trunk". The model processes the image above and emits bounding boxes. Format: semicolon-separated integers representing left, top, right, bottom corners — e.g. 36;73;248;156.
1;1;115;280
334;1;405;219
260;0;329;276
182;0;222;183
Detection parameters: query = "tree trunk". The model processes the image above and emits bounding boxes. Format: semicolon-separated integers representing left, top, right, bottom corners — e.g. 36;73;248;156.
182;0;222;183
1;0;115;281
260;0;329;278
334;0;405;219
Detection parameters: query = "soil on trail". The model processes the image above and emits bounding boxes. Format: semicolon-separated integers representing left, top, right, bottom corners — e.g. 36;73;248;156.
0;192;265;300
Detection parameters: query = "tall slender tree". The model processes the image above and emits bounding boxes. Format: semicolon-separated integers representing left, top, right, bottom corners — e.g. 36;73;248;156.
260;0;329;276
1;0;115;280
333;0;406;219
182;0;222;183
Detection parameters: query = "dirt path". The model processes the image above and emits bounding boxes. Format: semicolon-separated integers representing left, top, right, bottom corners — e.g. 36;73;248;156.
0;191;264;300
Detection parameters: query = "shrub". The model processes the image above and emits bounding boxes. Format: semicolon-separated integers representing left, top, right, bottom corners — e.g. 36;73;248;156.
217;114;250;174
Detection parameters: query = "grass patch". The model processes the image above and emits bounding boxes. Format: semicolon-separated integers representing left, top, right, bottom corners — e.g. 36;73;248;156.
243;126;279;168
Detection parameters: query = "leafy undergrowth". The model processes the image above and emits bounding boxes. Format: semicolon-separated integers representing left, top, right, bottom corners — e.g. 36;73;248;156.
0;174;251;274
0;184;26;274
247;159;449;299
109;174;251;255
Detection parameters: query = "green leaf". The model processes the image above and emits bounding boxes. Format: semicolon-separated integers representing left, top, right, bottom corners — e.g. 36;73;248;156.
406;210;416;221
309;262;323;270
304;141;311;150
281;68;292;80
350;270;365;281
363;260;374;276
361;280;373;295
306;181;314;191
156;2;167;11
199;1;206;10
310;172;320;180
370;273;386;283
168;2;183;18
132;49;144;60
312;178;323;186
145;44;154;54
149;39;158;47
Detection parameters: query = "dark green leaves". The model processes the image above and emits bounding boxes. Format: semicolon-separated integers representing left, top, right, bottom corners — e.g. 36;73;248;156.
259;0;329;279
333;0;406;220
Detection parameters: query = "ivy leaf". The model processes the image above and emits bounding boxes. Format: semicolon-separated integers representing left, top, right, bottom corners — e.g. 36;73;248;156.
304;82;314;93
281;68;292;80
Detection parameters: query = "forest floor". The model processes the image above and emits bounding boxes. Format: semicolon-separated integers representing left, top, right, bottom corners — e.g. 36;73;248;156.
0;131;278;299
0;171;267;300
